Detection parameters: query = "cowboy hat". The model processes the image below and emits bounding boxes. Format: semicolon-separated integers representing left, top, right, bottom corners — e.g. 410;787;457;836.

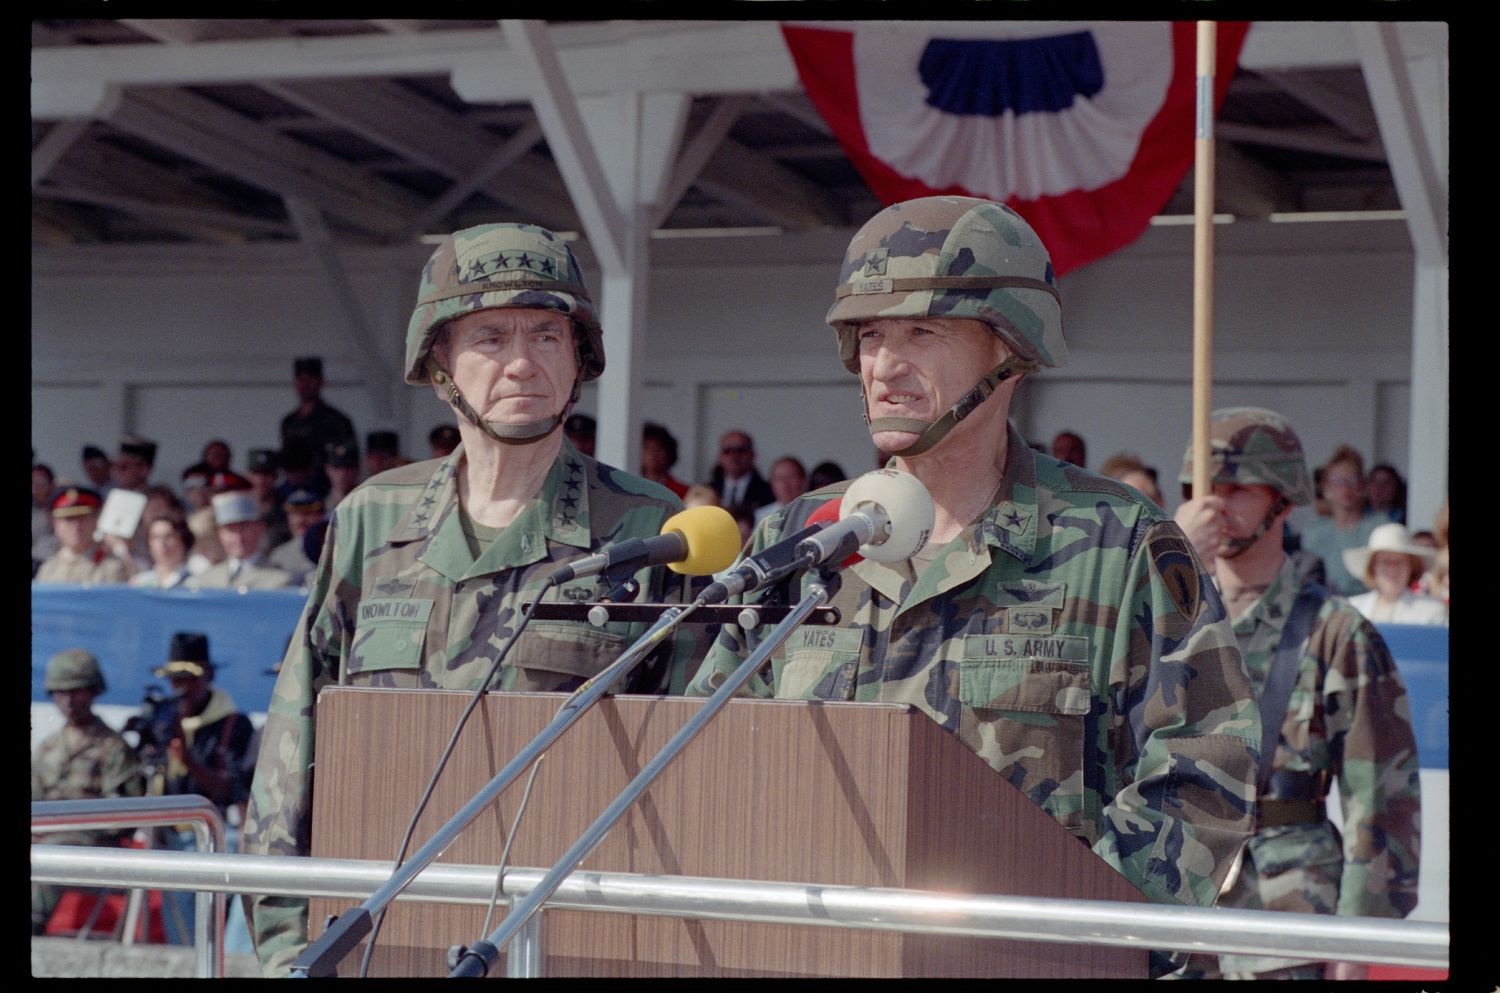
1342;522;1436;587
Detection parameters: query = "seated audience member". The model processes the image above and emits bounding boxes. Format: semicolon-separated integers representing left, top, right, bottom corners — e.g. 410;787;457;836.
186;505;226;575
1365;463;1407;524
201;439;233;474
111;435;158;494
681;483;720;509
1298;445;1382;596
323;442;361;508
1099;451;1166;508
363;430;406;479
80;445;113;492
1343;523;1447;624
640;421;689;498
755;455;808;524
564;413;597;458
34;486;132;585
188;490;292;590
266;489;324;586
709;429;775;513
131;513;196;589
807;460;847;492
32;462;60;565
429;423;461;458
1049;429;1087;467
31;649;145;934
180;464;213;511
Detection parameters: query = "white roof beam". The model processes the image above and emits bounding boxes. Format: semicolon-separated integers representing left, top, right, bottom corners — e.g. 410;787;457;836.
1353;22;1446;264
105;88;421;238
501;19;626;273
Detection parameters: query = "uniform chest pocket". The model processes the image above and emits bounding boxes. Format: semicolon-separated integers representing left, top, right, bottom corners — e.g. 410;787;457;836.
510;621;629;681
772;627;864;700
958;640;1093;834
348;598;434;674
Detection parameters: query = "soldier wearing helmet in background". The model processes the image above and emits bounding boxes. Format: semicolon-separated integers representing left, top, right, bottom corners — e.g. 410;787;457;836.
31;649;145;934
1170;407;1420;980
687;197;1262;963
242;222;694;976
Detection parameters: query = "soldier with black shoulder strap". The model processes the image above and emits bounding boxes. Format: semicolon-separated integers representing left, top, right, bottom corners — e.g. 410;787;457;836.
1170;407;1421;981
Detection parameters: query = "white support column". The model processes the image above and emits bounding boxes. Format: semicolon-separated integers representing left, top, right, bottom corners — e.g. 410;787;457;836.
501;19;692;472
1353;22;1447;530
580;90;691;470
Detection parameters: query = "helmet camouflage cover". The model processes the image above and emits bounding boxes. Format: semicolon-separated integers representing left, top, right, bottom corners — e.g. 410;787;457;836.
1179;406;1314;505
826;195;1066;371
45;648;105;693
404;223;605;385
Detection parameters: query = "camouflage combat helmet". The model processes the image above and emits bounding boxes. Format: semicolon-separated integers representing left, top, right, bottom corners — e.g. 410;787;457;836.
404;223;604;444
826;196;1064;456
1178;406;1314;505
45;648;105;694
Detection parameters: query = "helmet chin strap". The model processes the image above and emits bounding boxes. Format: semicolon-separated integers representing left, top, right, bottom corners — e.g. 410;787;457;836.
1218;494;1290;558
864;354;1038;457
425;355;579;446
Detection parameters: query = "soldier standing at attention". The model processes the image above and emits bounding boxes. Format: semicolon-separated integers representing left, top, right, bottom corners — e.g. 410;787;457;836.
31;649;145;934
1169;408;1421;980
242;222;693;975
687;197;1262;958
279;356;357;478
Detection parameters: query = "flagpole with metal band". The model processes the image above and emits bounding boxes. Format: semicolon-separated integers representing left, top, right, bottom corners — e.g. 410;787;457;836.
1192;21;1217;499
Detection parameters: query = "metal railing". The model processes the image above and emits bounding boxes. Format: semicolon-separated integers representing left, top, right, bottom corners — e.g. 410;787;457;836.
32;841;1448;978
32;796;226;978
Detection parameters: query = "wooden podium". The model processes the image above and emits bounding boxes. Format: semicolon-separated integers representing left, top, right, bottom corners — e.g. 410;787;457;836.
309;687;1149;977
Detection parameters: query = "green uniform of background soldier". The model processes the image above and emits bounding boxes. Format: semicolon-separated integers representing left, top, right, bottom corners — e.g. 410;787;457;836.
31;649;145;934
1169;408;1421;980
243;223;694;976
687;197;1263;944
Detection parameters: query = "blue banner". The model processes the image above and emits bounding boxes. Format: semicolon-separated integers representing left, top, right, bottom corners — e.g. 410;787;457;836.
1375;623;1448;770
29;587;1450;769
31;584;307;716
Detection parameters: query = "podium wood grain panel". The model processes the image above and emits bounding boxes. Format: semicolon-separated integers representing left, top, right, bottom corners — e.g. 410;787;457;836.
309;687;1148;977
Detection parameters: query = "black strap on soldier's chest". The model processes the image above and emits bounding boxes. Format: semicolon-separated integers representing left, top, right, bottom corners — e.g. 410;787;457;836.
1255;581;1331;795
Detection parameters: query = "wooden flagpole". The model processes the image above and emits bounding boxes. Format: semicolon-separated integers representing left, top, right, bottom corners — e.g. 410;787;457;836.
1192;21;1217;498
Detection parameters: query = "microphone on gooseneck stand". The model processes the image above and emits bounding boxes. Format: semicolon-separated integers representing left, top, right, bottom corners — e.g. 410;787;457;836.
797;467;934;566
548;505;742;584
696;469;935;605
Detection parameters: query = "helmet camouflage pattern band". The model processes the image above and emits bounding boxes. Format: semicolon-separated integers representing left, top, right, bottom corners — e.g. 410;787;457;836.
404;223;605;386
45;648;106;693
1179;406;1314;505
826;195;1066;372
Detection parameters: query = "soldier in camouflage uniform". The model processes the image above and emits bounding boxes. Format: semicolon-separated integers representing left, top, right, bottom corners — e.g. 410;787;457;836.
1169;407;1421;980
242;222;693;975
31;649;145;934
687;197;1262;938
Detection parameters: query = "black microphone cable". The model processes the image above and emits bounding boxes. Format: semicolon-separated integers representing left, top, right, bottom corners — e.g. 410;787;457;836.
357;574;558;977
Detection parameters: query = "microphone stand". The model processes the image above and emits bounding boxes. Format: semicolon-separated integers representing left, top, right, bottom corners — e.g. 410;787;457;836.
447;567;843;978
287;600;695;978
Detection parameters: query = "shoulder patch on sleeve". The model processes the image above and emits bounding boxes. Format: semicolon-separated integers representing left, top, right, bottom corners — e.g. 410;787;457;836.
1150;534;1202;621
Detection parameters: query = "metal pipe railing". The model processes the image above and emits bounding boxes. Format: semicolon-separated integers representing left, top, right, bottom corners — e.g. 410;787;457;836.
31;845;1448;974
32;796;226;978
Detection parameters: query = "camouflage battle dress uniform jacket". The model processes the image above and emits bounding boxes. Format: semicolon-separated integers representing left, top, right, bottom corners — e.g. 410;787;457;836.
243;439;689;974
32;717;145;932
32;716;146;844
1194;556;1421;979
688;424;1261;910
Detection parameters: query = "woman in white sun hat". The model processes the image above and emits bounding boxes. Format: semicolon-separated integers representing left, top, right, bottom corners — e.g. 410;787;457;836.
1343;522;1448;624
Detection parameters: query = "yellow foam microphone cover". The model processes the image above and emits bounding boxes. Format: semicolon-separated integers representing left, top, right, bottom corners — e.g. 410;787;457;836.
663;505;742;575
